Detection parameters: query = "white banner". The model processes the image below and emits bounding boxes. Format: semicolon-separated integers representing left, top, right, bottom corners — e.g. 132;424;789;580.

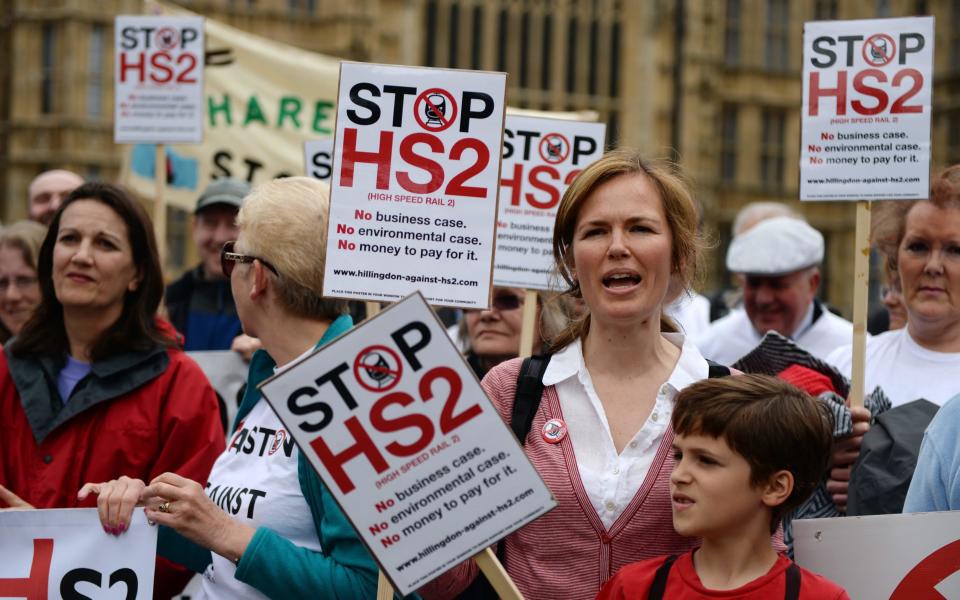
259;293;556;595
794;511;960;598
323;63;506;309
114;15;205;144
494;116;605;290
800;16;934;201
0;509;157;599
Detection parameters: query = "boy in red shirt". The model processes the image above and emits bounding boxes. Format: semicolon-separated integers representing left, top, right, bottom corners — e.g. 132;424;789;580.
597;374;849;600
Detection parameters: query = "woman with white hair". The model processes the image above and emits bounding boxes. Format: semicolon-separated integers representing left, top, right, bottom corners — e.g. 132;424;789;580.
82;178;381;598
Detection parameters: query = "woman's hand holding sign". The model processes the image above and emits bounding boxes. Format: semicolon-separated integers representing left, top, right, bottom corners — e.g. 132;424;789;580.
143;472;256;565
0;484;34;510
81;472;255;564
78;476;146;534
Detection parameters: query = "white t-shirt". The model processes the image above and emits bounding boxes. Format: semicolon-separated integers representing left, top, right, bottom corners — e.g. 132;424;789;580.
542;334;709;529
199;400;322;599
826;328;960;408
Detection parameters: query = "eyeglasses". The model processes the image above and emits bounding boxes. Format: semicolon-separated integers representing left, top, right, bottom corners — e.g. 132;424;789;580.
0;275;38;293
220;241;280;278
491;292;523;311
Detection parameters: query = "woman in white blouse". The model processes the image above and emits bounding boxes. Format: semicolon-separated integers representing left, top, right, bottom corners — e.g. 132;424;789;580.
421;149;725;600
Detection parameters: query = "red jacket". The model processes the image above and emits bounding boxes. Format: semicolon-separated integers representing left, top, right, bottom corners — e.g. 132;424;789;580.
0;341;225;597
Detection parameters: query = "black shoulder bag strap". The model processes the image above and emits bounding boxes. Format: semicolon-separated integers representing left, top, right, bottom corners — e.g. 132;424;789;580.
784;561;801;600
647;554;678;600
509;353;553;444
706;359;731;379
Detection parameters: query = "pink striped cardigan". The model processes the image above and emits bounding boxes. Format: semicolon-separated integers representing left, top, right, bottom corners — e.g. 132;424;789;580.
419;357;700;600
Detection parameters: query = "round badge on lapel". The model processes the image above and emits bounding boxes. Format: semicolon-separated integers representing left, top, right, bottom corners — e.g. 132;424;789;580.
541;418;567;444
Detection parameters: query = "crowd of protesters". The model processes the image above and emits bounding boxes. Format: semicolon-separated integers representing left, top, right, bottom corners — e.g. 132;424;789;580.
0;154;956;600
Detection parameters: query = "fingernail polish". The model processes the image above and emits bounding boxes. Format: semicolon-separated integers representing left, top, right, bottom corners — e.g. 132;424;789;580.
112;527;120;536
103;525;111;534
119;523;127;533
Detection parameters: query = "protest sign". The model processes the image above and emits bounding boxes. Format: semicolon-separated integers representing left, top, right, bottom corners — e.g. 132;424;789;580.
322;62;507;309
800;16;934;201
114;15;205;144
121;1;341;211
259;293;556;595
794;512;960;598
304;139;334;182
188;350;249;430
0;509;157;599
494;115;605;290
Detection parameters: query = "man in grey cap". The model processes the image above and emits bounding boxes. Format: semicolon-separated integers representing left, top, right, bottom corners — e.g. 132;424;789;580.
695;216;853;364
165;178;251;351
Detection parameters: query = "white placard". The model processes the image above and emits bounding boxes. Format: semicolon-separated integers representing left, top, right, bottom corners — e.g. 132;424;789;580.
304;139;335;182
114;15;205;144
259;293;556;595
494;116;605;290
0;509;157;598
323;63;507;309
794;511;960;598
800;16;933;201
188;350;248;430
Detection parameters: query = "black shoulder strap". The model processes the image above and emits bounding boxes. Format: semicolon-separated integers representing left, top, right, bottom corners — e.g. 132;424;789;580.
510;354;552;445
647;554;678;600
706;359;731;379
784;562;801;600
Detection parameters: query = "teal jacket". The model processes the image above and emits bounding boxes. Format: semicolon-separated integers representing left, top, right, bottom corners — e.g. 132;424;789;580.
161;314;396;598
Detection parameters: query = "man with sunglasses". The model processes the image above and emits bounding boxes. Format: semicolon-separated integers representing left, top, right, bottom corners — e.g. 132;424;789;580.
165;178;252;351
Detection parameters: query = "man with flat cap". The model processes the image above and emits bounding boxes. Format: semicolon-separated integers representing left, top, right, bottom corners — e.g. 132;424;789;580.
695;216;853;365
166;178;251;351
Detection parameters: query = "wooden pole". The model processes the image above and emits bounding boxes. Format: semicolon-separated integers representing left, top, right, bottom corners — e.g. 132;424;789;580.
848;200;871;409
365;301;382;319
518;290;538;358
473;547;524;600
376;571;394;600
154;144;168;268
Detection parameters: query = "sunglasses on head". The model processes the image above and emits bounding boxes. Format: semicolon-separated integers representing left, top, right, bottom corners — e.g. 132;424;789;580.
220;241;280;278
491;292;523;311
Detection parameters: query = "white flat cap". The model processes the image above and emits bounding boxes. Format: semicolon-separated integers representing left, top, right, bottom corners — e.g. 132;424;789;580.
726;216;824;275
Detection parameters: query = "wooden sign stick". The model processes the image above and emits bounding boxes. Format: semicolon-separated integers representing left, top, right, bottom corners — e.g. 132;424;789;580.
519;290;538;359
376;571;394;600
848;200;871;409
154;144;168;267
474;547;524;599
366;302;382;319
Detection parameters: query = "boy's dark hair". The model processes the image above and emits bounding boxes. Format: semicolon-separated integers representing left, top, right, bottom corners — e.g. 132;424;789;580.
672;374;834;533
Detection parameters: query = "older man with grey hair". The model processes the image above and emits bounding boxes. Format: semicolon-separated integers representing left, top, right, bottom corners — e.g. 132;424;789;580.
695;216;853;364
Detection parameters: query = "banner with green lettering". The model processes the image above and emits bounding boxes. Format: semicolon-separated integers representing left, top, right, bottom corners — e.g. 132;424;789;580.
121;1;340;210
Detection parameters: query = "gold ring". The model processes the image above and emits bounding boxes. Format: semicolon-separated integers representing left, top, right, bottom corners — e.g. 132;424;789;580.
158;501;171;513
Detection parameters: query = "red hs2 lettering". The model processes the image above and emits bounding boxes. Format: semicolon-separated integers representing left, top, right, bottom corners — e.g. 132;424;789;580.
118;25;201;84
0;538;139;600
285;321;482;494
808;32;926;116
501;130;598;209
339;83;496;197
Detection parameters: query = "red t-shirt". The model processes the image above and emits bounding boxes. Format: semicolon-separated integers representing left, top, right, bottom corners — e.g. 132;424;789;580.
597;552;850;600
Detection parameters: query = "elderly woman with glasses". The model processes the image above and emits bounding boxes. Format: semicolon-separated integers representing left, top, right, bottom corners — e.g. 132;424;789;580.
84;177;384;599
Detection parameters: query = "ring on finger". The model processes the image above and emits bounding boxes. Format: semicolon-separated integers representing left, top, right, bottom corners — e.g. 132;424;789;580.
158;501;171;513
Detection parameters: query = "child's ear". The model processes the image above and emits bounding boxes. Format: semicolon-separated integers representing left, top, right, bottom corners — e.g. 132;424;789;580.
760;470;794;508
